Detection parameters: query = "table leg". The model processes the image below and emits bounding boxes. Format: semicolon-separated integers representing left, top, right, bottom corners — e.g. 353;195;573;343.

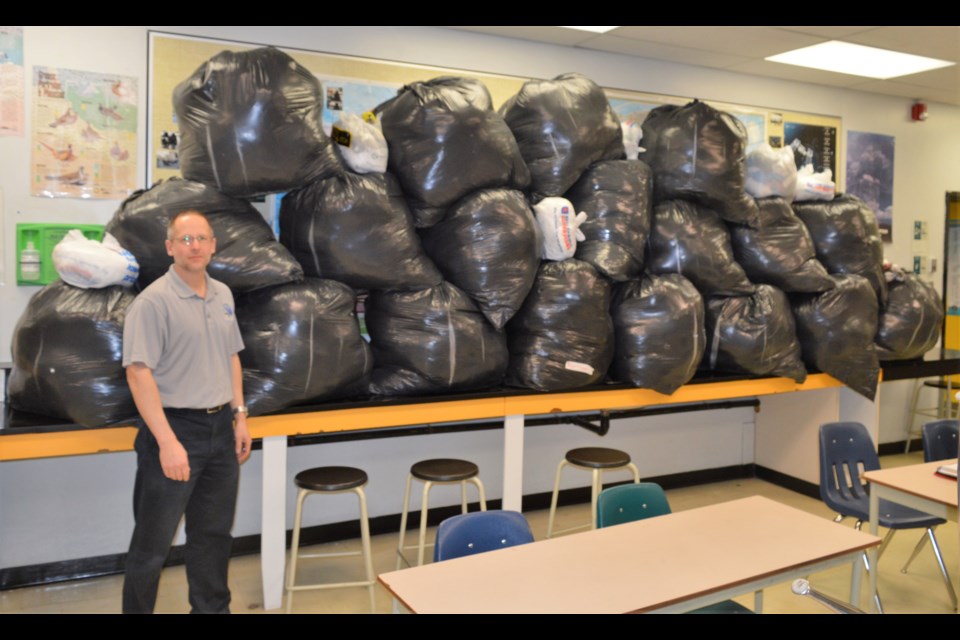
868;488;880;613
261;435;288;611
502;414;524;512
849;550;863;606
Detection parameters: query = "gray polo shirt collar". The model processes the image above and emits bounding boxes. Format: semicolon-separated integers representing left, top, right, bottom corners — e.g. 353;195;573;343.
166;265;218;301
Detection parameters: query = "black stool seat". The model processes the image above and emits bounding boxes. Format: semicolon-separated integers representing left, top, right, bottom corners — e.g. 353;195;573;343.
411;458;479;482
566;447;631;469
295;466;368;492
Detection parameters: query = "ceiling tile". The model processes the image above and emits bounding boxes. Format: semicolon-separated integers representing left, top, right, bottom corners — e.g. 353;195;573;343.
844;26;960;62
729;59;873;88
583;34;750;68
774;26;880;39
434;26;960;106
442;26;593;46
611;26;824;57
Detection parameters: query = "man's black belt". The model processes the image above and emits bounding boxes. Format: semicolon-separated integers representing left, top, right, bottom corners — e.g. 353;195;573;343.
166;404;227;415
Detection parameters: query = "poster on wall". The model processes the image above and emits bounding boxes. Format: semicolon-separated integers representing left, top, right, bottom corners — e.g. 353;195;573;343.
730;111;766;153
148;32;524;187
944;195;960;371
607;95;767;155
31;67;138;199
607;97;663;128
846;131;894;243
320;79;398;134
784;121;837;180
0;26;24;136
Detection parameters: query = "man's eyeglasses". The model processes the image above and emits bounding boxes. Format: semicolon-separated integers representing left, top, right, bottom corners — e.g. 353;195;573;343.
170;234;213;246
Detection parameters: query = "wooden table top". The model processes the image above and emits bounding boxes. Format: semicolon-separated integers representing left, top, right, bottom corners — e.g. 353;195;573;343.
863;459;959;508
378;495;880;614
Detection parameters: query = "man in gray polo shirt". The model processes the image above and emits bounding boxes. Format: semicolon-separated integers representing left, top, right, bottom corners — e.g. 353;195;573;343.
121;209;251;614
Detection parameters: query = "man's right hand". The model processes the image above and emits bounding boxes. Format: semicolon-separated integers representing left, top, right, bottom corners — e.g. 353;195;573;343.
159;439;191;482
127;364;191;482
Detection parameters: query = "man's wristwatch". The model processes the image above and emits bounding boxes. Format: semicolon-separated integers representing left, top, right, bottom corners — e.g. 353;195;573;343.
232;405;249;417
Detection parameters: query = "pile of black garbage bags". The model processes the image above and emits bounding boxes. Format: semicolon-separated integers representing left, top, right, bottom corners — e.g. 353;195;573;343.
9;47;942;428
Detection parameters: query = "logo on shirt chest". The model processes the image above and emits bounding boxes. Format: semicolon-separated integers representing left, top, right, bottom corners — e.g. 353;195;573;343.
223;304;234;318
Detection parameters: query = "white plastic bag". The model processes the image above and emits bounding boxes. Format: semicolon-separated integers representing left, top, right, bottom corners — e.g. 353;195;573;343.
621;122;644;160
795;165;836;201
745;144;797;200
533;197;587;261
330;111;388;174
53;230;139;289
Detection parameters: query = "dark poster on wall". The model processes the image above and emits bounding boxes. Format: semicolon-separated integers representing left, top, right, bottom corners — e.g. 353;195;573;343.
846;131;894;243
785;122;837;181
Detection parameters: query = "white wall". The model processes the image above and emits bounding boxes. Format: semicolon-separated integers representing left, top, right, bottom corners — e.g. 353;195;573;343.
2;26;958;570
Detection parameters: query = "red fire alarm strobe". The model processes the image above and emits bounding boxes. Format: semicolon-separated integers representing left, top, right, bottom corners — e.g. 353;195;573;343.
912;102;928;121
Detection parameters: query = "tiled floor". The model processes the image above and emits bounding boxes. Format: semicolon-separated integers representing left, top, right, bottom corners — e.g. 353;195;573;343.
2;451;957;614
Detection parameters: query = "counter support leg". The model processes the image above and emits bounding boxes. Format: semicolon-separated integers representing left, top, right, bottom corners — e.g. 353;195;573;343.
502;414;524;512
261;435;287;611
868;489;880;613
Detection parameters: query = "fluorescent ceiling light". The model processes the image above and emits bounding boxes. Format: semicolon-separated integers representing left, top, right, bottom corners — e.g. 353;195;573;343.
766;40;954;79
558;26;619;34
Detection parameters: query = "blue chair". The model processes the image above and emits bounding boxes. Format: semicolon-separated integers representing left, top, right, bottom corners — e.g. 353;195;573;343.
901;419;960;579
596;483;753;614
433;510;534;562
819;421;957;612
922;419;959;462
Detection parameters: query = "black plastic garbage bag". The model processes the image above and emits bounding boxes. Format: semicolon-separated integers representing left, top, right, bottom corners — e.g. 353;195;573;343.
173;46;343;197
419;188;538;329
640;99;759;227
636;104;675;167
9;281;137;427
506;260;614;391
106;178;302;293
566;159;652;282
366;282;508;395
875;273;943;360
610;274;705;394
703;285;807;382
236;279;373;416
729;197;834;293
792;274;880;400
279;172;442;291
375;76;530;227
792;194;887;306
499;73;624;201
647;200;755;296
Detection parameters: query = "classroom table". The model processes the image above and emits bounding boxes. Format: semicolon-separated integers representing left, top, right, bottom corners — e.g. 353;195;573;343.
862;459;959;613
378;496;880;614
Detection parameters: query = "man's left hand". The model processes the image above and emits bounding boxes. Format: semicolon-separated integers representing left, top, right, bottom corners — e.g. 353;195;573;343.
234;416;252;463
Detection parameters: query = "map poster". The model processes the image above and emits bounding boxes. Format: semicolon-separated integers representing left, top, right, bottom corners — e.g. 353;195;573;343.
0;26;24;136
31;67;137;199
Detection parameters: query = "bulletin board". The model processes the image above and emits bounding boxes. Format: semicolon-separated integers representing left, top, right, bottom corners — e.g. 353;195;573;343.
147;31;528;187
147;31;843;190
944;192;960;366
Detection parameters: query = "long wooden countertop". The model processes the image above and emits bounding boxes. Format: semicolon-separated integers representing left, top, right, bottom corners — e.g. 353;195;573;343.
5;349;959;463
0;373;845;462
